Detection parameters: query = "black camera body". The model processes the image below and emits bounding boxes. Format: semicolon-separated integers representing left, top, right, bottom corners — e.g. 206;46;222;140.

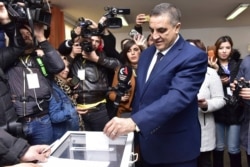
1;120;26;138
79;41;93;53
4;0;51;26
78;17;93;38
103;7;130;28
74;17;103;52
224;80;250;106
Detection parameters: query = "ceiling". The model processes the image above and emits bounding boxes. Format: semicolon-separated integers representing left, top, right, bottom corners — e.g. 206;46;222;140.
49;0;250;34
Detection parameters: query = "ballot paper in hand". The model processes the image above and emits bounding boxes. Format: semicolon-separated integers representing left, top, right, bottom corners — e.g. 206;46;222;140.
86;132;109;150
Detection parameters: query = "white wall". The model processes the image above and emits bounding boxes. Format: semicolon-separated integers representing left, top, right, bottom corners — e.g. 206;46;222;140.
65;24;250;58
180;26;250;58
115;26;250;58
65;24;72;40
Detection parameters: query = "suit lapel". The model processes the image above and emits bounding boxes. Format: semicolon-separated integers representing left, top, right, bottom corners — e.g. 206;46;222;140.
142;36;185;95
137;47;155;86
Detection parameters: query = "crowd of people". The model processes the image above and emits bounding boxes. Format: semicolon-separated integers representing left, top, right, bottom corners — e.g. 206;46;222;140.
1;1;250;167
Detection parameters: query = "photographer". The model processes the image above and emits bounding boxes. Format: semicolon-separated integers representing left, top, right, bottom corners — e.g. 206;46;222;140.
62;19;121;131
3;1;65;145
0;3;50;167
0;1;25;137
231;54;250;167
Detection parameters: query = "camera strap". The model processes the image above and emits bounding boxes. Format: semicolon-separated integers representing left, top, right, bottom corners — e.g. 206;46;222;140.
25;7;38;46
36;57;48;77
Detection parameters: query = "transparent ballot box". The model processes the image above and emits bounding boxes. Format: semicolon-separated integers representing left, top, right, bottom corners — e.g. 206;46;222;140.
40;131;137;167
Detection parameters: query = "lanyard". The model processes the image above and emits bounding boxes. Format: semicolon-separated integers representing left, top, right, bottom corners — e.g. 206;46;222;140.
20;55;33;74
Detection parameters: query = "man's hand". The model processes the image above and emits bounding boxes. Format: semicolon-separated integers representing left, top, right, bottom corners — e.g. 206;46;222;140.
33;23;46;42
135;13;148;27
0;2;11;25
239;87;250;100
82;50;99;63
20;145;50;163
133;34;146;49
69;43;82;59
103;117;136;140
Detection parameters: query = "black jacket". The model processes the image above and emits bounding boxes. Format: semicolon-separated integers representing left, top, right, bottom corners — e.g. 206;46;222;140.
214;49;243;124
0;128;30;166
0;22;29;166
70;51;120;104
7;40;65;117
0;22;25;127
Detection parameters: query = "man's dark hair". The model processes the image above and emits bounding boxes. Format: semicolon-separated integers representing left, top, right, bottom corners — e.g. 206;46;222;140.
150;3;181;26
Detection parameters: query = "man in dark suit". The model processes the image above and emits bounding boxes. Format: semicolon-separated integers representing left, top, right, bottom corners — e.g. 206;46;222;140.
104;3;207;167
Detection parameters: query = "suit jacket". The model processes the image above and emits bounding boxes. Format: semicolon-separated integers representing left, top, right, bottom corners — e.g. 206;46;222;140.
131;35;207;164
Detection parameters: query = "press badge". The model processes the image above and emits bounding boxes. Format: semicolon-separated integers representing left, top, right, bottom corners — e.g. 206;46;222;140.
78;69;85;80
27;73;40;89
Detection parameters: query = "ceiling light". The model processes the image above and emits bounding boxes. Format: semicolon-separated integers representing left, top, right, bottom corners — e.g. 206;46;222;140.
226;3;250;20
117;15;129;26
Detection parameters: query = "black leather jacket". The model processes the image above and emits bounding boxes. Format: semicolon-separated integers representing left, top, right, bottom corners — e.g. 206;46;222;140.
70;51;120;104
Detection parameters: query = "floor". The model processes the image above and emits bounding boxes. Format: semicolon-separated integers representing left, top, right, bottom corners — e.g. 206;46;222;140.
224;149;248;167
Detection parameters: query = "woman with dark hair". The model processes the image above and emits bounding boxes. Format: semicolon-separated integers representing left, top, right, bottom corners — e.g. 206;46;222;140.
108;39;144;118
121;39;144;69
209;35;243;167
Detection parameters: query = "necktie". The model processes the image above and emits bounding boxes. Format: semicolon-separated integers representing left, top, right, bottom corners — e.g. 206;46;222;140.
152;52;164;70
146;52;164;81
156;52;164;62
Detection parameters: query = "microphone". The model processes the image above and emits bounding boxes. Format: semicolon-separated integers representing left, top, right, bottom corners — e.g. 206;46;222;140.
113;65;133;110
118;65;132;83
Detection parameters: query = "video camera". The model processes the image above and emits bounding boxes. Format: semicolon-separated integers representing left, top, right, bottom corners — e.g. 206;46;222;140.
1;120;26;138
103;6;130;28
3;0;51;26
224;79;250;107
70;17;98;52
70;17;103;53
